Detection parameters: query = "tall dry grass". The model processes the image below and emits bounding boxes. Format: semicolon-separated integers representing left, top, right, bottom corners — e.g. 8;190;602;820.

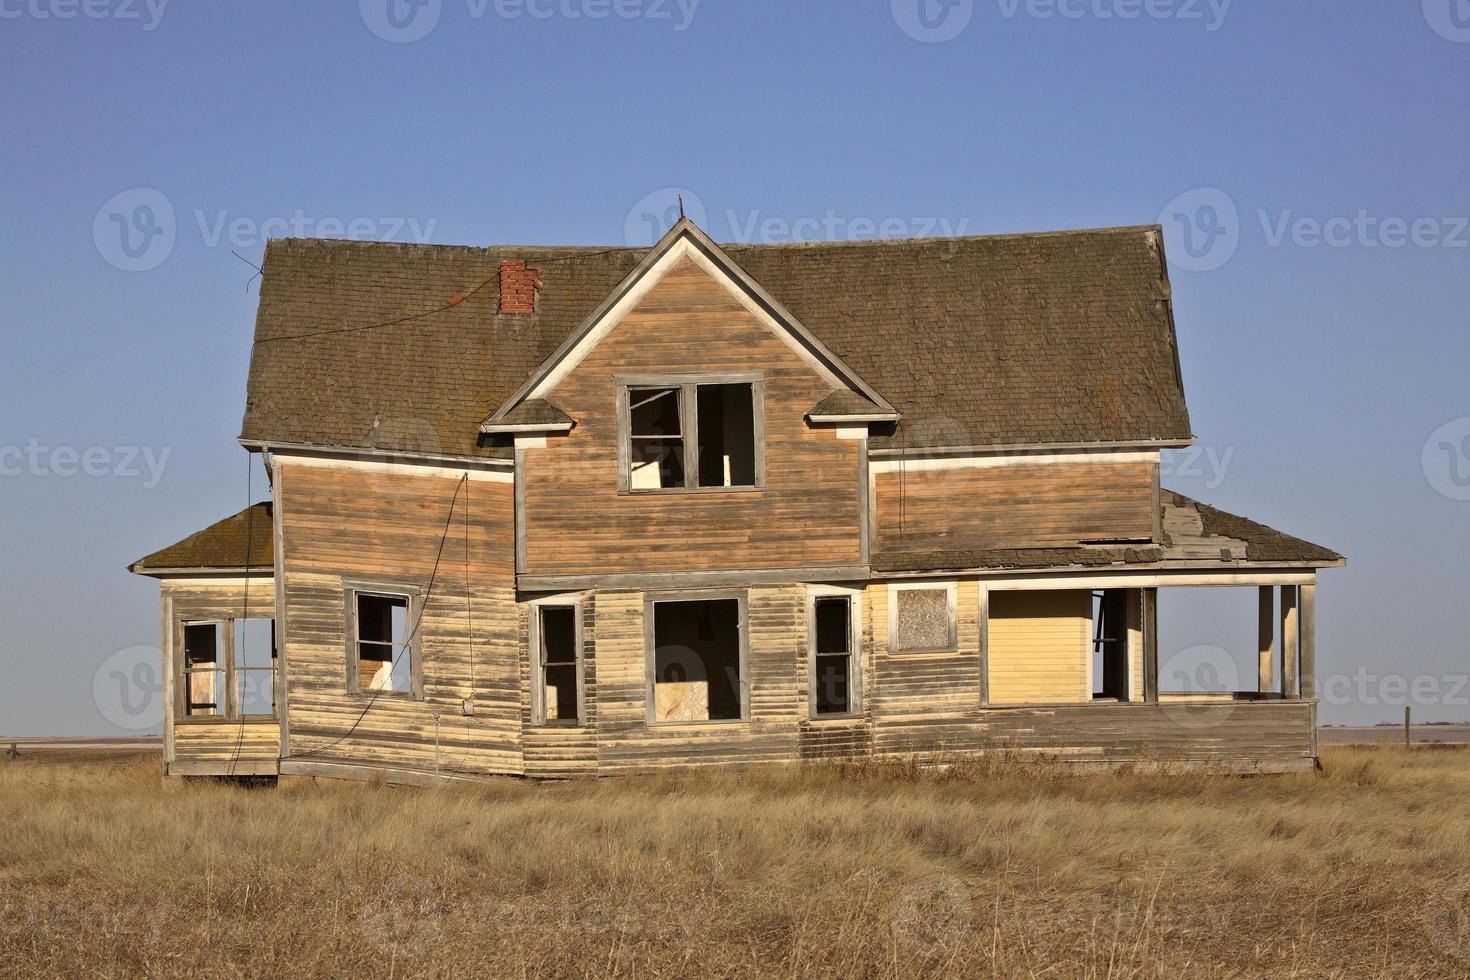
2;747;1469;978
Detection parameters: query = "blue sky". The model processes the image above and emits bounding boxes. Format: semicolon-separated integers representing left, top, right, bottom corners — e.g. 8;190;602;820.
2;1;1467;733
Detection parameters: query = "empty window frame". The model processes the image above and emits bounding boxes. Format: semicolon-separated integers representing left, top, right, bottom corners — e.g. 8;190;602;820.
349;589;419;698
534;601;584;726
889;583;958;653
809;590;861;717
233;618;277;717
647;595;748;723
182;622;226;718
620;377;764;492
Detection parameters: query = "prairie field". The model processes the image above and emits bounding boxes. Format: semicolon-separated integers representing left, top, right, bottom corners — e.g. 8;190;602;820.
2;747;1469;978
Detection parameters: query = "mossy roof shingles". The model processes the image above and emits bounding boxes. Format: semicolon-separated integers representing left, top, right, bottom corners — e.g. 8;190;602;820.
239;226;1192;458
129;502;273;574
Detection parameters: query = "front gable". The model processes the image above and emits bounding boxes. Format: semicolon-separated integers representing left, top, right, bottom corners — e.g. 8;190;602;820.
514;249;872;584
484;219;897;434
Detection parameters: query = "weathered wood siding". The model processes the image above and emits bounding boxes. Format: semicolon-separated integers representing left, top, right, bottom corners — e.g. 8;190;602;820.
521;594;599;779
276;461;522;777
987;590;1092;705
874;459;1156;554
521;257;864;576
160;578;279;775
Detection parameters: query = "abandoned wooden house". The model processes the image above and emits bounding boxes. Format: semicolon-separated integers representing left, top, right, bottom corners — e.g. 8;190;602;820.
129;217;1343;782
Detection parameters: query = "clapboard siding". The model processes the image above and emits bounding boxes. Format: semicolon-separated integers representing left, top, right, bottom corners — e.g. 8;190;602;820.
276;462;522;777
521;258;864;575
875;460;1156;554
987;590;1093;705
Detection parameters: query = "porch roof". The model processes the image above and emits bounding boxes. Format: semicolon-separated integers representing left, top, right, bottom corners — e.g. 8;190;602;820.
872;490;1344;575
128;502;274;576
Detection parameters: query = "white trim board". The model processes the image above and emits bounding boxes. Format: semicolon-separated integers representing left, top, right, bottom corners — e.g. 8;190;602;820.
870;450;1160;474
271;451;514;484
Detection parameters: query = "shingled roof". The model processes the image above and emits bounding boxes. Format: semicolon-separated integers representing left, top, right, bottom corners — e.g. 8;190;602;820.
872;490;1344;574
239;223;1192;458
128;503;274;575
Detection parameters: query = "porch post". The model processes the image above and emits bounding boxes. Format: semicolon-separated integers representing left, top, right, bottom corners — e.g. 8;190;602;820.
1298;583;1316;700
978;583;990;706
1141;587;1158;702
1280;586;1300;698
1258;586;1275;693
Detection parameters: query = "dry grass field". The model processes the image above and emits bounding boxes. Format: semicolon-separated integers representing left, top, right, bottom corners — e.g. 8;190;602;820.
2;747;1469;978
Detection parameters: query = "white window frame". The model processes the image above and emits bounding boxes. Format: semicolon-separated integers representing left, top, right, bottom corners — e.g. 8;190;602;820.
807;585;863;719
887;581;959;654
529;593;586;727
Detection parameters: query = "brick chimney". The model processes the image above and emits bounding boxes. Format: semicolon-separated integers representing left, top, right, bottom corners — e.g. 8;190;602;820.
499;259;543;315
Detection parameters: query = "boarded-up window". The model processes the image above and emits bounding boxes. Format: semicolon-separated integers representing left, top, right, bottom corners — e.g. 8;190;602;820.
537;605;581;725
812;595;856;715
892;588;954;652
355;593;412;695
183;623;224;717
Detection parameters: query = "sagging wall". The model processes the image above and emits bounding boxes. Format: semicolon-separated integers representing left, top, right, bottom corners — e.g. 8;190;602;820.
275;458;522;777
873;455;1159;556
161;577;279;776
520;257;865;577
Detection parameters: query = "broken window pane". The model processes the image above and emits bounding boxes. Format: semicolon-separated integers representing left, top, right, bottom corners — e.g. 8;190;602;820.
695;383;756;488
893;589;953;652
357;593;412;694
234;618;275;717
539;606;579;724
653;599;742;722
629;387;685;490
183;623;224;717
